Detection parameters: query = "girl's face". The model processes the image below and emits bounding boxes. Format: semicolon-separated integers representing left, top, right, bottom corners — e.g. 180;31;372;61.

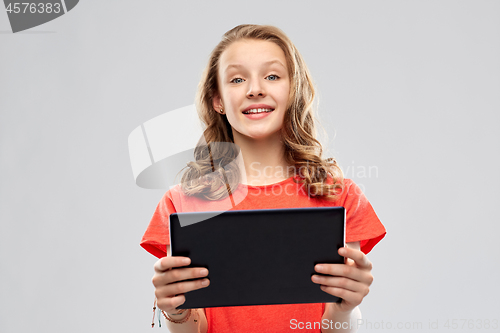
214;39;290;142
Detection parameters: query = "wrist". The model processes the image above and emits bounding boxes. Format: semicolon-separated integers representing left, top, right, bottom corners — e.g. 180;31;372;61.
169;308;189;317
324;302;353;320
163;308;192;323
322;304;361;333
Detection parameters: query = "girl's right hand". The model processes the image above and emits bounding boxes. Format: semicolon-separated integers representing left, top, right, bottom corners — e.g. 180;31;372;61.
152;256;210;315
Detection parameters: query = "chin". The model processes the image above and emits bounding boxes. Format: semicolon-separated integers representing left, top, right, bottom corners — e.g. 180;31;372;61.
248;131;281;141
233;127;282;141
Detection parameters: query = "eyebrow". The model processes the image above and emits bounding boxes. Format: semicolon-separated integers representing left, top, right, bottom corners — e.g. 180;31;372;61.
223;60;286;73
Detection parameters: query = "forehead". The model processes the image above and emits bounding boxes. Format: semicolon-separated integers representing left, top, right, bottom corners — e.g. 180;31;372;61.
219;39;287;72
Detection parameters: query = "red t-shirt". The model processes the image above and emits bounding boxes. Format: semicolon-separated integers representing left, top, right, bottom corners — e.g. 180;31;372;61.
141;177;386;333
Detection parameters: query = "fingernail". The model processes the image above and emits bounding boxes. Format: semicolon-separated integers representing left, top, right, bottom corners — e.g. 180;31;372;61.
316;265;324;272
339;248;346;255
200;269;208;276
312;275;320;282
201;279;209;286
182;258;190;265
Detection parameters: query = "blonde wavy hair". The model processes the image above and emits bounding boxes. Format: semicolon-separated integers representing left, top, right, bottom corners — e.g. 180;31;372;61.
180;24;343;201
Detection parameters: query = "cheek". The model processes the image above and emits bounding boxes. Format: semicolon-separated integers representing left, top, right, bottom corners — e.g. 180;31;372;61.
224;112;239;130
279;83;291;104
223;89;244;109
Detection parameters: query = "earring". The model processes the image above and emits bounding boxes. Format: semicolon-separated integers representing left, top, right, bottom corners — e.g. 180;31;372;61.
220;109;225;114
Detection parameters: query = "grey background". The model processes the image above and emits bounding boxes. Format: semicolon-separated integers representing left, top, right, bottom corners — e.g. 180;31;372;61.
1;1;499;332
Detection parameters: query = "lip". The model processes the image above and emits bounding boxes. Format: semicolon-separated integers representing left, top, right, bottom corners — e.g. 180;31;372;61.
243;111;273;120
242;104;275;113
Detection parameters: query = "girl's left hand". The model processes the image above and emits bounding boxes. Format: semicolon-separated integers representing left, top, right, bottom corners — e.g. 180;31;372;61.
311;247;373;313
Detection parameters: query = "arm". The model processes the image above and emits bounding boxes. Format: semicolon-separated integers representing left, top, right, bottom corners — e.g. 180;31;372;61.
312;241;372;333
151;246;208;333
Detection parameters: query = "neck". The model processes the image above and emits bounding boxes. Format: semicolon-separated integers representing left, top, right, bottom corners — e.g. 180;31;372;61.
232;131;293;186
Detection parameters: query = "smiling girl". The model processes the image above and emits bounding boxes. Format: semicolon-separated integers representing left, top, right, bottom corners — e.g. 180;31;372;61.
141;24;386;333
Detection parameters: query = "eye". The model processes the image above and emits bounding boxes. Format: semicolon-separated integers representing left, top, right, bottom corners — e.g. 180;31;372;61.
266;74;280;81
230;78;244;84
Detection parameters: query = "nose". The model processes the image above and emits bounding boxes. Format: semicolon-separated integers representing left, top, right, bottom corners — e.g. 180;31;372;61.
246;79;266;98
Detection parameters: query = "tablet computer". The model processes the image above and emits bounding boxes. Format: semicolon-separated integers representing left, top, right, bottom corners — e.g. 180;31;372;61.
169;206;345;309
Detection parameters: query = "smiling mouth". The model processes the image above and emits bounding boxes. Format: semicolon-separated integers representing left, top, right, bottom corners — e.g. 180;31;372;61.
242;108;274;114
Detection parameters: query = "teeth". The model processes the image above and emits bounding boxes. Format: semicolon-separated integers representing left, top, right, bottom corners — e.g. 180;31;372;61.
244;108;273;114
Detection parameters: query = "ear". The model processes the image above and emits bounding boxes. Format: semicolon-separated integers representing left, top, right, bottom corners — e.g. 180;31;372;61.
212;94;223;113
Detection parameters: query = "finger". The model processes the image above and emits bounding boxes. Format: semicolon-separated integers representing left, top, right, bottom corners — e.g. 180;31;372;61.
339;247;372;270
319;285;366;307
154;256;191;273
165;267;209;284
158;278;210;298
152;267;209;287
156;294;186;313
311;275;368;294
314;264;372;285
